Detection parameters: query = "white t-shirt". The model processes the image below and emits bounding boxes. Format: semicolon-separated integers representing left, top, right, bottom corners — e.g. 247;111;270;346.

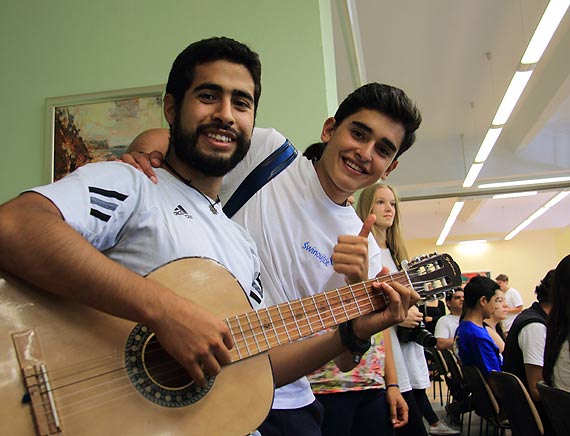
553;340;570;393
518;323;546;366
221;128;382;409
435;314;460;339
503;287;524;331
32;163;263;311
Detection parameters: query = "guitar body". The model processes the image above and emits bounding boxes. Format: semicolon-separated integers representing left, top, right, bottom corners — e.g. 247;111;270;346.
0;258;274;435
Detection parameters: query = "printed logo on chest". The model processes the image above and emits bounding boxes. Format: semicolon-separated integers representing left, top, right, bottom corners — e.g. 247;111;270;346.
302;241;333;267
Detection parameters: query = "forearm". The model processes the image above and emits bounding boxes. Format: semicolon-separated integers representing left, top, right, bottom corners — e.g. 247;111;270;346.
436;337;454;350
0;193;171;327
268;329;346;388
525;364;543;402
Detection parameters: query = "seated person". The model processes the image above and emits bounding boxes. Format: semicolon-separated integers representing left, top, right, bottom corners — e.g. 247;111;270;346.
455;276;502;378
434;289;464;350
484;289;507;353
504;269;554;434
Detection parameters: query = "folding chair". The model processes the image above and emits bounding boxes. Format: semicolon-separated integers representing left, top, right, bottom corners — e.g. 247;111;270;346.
487;371;543;436
462;366;510;436
441;349;473;433
537;380;570;436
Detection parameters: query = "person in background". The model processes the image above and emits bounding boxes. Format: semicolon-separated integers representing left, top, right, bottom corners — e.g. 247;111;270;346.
122;82;422;436
503;269;555;435
355;183;459;436
495;274;523;335
423;298;446;335
484;290;507;353
434;289;464;350
455;276;502;378
543;254;570;393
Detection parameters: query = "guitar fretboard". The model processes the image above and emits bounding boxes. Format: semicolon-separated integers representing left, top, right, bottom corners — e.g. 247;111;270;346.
225;271;411;362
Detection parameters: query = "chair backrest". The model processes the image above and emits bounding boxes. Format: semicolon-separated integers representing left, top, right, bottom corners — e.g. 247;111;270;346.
488;371;544;436
433;348;449;375
442;349;463;382
462;366;500;420
537;380;570;436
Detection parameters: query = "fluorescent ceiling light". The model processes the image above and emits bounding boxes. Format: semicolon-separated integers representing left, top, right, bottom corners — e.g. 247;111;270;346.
543;191;570;208
463;163;484;188
479;176;570;189
492;191;538;199
504;191;569;240
492;70;534;125
436;201;464;246
521;0;570;64
474;128;503;163
458;239;488;245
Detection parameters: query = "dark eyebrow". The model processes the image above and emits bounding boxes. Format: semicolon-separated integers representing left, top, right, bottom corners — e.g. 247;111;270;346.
351;121;398;155
193;83;254;103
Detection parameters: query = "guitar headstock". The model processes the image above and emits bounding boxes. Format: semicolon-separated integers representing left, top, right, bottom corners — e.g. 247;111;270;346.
402;253;462;301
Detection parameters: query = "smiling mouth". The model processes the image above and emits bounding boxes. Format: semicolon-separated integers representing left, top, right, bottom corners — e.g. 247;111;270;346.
205;132;234;143
343;158;367;174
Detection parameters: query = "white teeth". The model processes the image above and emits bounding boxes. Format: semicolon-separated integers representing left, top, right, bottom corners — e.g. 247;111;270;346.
344;158;365;173
207;133;232;143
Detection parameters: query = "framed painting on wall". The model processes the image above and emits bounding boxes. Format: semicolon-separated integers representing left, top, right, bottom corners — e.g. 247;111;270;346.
461;271;492;286
45;85;165;182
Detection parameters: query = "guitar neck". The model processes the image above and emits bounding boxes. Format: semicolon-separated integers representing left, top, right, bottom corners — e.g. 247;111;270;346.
225;271;411;362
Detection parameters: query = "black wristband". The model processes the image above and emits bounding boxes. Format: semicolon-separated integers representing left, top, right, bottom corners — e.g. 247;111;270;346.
338;320;371;363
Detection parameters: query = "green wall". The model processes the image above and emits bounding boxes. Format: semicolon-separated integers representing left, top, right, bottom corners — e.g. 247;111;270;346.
0;0;337;203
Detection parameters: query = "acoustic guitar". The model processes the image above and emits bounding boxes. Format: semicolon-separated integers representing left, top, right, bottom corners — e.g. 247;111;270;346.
0;253;460;435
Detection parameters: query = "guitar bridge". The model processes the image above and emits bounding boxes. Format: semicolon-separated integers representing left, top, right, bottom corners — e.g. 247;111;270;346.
13;330;63;435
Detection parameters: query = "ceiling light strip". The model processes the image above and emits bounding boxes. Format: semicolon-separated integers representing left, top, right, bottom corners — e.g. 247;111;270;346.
479;175;570;189
521;0;570;64
492;191;538;199
462;0;569;188
504;191;570;240
474;128;503;162
463;163;484;188
492;70;534;126
436;201;464;246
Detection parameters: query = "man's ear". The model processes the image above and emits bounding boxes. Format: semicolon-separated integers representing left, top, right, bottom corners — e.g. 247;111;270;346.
163;94;176;126
320;117;336;143
380;159;399;180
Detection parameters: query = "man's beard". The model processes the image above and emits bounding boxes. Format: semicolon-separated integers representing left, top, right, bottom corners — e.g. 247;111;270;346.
170;114;251;177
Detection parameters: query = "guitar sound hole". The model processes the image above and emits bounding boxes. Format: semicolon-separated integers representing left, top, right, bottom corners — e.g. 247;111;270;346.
142;335;193;389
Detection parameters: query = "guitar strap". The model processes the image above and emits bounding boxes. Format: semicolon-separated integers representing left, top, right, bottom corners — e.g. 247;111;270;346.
223;139;297;218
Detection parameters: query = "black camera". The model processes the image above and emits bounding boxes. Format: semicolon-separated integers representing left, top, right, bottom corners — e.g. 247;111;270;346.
397;321;437;348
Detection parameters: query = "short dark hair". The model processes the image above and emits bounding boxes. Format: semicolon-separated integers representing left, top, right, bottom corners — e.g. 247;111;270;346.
495;274;508;282
332;83;422;159
303;142;326;161
535;269;555;303
446;288;462;302
165;36;262;116
463;276;499;310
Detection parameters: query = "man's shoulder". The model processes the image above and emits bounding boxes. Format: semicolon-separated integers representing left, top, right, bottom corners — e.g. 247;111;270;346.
251;127;287;148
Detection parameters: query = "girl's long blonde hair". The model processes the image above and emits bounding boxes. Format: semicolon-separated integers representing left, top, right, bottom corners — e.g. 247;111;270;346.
356;183;409;267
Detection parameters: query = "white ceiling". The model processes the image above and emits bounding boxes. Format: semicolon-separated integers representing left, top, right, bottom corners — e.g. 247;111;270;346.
331;0;570;242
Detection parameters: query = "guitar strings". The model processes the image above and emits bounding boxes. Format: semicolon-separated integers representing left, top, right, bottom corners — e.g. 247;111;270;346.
27;269;445;421
35;269;435;396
